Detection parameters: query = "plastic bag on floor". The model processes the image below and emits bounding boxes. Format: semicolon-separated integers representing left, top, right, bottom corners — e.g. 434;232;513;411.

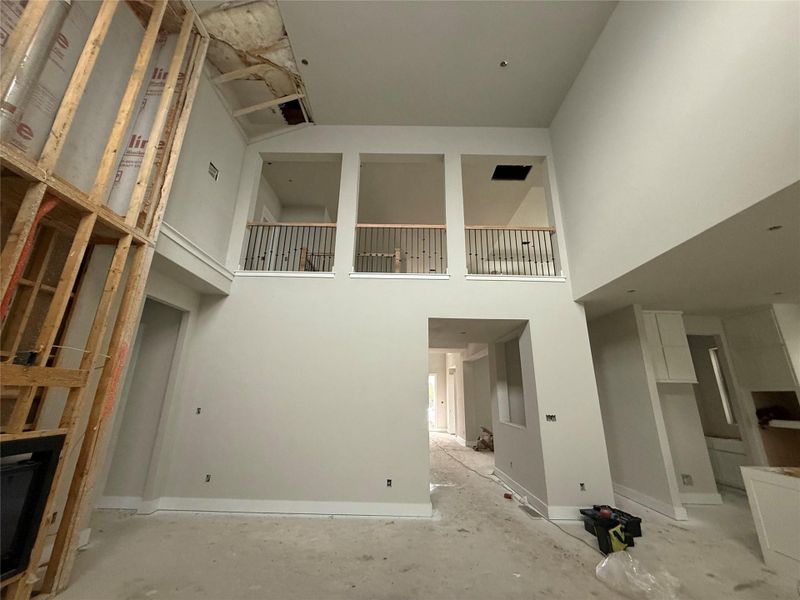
596;551;681;600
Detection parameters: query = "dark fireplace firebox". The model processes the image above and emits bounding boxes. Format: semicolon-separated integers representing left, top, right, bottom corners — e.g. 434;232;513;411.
1;433;65;582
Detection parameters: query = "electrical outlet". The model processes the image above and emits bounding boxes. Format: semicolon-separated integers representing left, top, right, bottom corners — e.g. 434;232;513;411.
205;474;212;483
546;414;557;422
386;479;392;488
681;474;693;486
579;482;586;491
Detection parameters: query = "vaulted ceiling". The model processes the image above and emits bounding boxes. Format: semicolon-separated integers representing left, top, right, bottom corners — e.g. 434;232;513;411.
193;1;617;139
279;0;617;127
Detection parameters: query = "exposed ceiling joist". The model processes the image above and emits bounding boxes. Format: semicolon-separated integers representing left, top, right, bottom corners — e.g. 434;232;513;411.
233;93;304;118
212;63;274;84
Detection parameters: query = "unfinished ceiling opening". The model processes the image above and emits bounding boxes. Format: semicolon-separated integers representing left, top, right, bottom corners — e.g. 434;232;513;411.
195;0;313;139
462;156;548;227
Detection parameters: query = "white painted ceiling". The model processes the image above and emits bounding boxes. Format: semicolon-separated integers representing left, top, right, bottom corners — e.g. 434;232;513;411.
261;154;342;220
429;318;526;349
278;1;617;126
582;181;800;319
358;156;445;224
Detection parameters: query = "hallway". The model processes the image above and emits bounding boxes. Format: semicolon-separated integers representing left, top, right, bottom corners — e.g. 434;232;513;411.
58;434;795;600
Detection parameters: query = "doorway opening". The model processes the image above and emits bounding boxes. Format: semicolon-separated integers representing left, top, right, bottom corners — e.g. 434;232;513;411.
427;317;535;506
98;298;185;512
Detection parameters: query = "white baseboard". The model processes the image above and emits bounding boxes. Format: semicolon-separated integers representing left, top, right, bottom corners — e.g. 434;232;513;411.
680;492;723;505
97;496;163;515
613;483;688;520
156;497;433;518
493;468;580;520
97;495;142;511
455;436;469;447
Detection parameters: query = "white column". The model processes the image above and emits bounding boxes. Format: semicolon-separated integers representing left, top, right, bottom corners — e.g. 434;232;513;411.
225;148;262;271
444;153;467;277
333;151;360;275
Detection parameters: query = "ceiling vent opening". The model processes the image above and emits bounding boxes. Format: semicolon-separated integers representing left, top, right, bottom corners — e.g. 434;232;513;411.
491;164;532;181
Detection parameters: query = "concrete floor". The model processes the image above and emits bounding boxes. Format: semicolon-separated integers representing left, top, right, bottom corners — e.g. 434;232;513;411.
57;433;797;599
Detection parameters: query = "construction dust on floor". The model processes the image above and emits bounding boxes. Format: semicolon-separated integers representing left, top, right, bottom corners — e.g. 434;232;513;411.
58;433;797;600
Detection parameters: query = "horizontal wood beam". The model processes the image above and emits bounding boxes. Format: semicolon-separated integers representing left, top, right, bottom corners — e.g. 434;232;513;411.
465;225;555;232
1;364;89;388
0;428;68;443
247;221;337;228
212;63;273;84
233;93;304;118
357;223;447;229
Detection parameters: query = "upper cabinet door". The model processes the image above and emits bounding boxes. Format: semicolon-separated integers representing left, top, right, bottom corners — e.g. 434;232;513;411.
642;311;697;383
656;313;690;346
642;312;669;381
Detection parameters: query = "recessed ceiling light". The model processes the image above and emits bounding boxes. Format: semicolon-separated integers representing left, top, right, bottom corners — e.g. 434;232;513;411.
767;225;782;231
499;60;509;68
301;58;309;66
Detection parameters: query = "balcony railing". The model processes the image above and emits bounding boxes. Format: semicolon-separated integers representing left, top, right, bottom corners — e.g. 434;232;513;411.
243;222;336;272
355;224;447;274
465;226;556;276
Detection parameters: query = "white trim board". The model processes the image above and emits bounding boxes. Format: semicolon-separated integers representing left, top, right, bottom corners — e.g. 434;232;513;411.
235;270;335;279
349;272;450;281
494;468;581;521
156;497;433;518
455;436;469;447
680;492;723;505
465;275;566;283
613;483;688;521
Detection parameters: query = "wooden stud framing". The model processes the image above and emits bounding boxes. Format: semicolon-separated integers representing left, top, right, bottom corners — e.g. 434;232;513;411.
90;0;169;205
38;0;119;172
1;227;56;356
212;62;273;84
232;92;304;118
42;245;153;594
5;213;96;434
148;34;210;237
125;10;194;225
0;1;209;597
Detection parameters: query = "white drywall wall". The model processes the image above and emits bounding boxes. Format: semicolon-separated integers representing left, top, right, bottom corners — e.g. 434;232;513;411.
462;354;492;444
588;305;685;518
163;75;247;264
448;352;466;441
165;125;610;518
428;352;448;430
551;1;800;298
104;299;182;498
491;323;549;510
657;383;720;502
253;175;282;222
773;303;800;378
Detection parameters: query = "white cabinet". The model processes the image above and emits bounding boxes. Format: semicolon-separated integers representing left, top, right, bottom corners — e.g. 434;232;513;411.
642;310;697;383
723;307;798;391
